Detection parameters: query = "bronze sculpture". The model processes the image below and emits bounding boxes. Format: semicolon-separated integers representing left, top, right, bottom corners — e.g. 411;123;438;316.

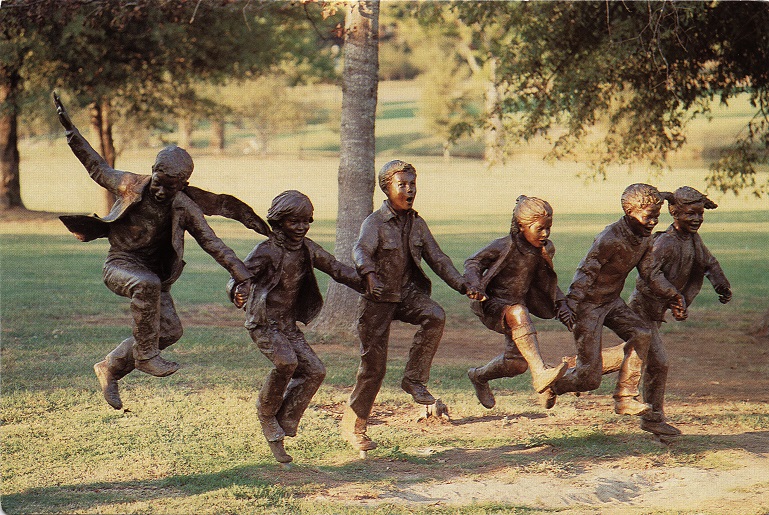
229;190;363;464
464;196;574;409
548;183;667;415
633;186;731;434
561;186;731;436
54;93;268;411
340;160;479;452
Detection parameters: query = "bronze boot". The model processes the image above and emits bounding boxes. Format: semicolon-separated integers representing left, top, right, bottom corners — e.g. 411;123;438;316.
467;367;495;409
340;406;377;451
94;360;122;410
267;439;293;464
513;327;567;393
134;355;180;377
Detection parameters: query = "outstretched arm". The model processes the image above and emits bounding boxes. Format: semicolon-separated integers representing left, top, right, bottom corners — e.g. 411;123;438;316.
419;220;467;294
184;186;271;237
308;240;365;293
53;92;125;193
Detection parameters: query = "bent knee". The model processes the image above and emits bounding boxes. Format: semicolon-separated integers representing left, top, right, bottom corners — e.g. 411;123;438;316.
576;367;603;391
132;277;162;298
159;326;183;349
504;304;531;327
274;356;299;377
423;305;446;326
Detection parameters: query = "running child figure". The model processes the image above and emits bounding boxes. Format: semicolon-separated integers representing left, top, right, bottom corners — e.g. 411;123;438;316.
565;186;731;435
464;196;574;409
550;183;671;416
230;191;363;463
341;160;479;452
54;93;268;411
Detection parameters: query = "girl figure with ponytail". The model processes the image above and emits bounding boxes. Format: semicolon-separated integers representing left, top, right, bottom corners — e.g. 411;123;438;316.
464;195;574;409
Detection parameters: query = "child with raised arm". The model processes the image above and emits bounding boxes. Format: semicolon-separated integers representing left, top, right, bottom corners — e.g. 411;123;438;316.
54;94;268;411
464;196;574;409
341;160;479;452
230;191;363;463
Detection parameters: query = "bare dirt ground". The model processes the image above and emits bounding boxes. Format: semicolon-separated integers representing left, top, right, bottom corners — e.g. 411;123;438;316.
304;323;769;513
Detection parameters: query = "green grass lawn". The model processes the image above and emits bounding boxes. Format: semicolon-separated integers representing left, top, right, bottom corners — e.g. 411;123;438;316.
4;80;769;514
2;215;768;514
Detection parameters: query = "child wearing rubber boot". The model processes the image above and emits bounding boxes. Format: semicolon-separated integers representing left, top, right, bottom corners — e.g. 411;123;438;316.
464;196;574;409
54;94;264;411
341;160;479;452
549;183;664;417
230;191;363;463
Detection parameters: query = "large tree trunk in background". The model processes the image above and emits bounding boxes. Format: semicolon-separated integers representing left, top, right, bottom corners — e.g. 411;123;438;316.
0;68;25;210
311;0;379;338
483;56;504;164
210;117;225;154
90;98;117;213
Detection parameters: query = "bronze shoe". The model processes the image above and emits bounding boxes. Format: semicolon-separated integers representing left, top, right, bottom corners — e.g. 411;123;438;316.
640;419;682;436
531;361;568;393
539;388;557;410
467;368;495;408
267;439;293;463
401;378;436;405
340;407;378;451
614;397;653;416
134;355;179;377
94;360;122;410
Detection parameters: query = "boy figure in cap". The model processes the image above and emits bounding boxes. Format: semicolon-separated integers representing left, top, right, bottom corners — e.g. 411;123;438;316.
54;94;268;410
563;186;731;435
230;190;363;463
341;159;479;451
549;183;676;416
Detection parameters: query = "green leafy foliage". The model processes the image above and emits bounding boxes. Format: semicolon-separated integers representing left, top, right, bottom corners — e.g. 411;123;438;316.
448;1;769;196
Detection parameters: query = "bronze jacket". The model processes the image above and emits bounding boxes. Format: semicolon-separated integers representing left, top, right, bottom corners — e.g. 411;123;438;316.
464;235;564;323
630;224;730;321
58;126;265;288
231;237;363;329
567;217;654;308
353;201;466;302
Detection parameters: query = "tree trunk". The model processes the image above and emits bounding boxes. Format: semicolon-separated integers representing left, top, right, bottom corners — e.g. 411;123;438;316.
210;117;225;154
177;116;194;149
310;0;379;338
90;98;117;213
483;56;504;164
0;67;25;210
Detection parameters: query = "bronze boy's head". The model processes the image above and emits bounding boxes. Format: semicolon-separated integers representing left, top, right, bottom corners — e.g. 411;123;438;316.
620;183;663;238
511;195;553;249
661;186;717;234
267;190;314;244
149;145;193;203
379;160;417;215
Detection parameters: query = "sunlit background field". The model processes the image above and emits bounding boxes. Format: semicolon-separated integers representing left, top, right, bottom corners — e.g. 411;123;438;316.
16;81;769;219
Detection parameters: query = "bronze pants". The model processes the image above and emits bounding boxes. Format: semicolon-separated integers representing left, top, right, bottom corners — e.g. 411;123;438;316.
553;297;652;398
102;259;183;376
348;289;445;420
251;324;326;436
